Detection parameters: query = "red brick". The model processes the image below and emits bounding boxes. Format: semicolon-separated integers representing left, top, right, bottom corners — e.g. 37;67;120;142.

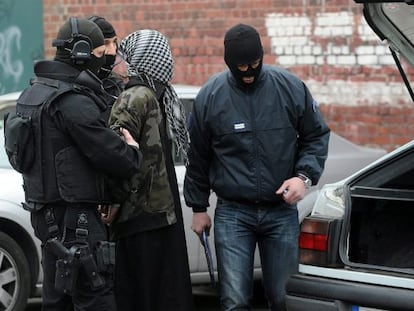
40;0;414;152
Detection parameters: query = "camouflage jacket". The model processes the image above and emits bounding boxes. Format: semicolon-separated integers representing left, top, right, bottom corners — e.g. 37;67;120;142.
108;84;177;238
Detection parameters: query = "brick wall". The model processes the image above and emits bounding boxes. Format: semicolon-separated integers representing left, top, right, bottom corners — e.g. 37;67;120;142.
42;0;414;152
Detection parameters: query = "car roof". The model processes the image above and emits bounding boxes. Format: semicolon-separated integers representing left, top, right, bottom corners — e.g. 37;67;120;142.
0;91;20;108
174;84;200;99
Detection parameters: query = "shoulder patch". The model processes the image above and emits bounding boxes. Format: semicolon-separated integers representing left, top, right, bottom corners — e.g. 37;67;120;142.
312;99;318;112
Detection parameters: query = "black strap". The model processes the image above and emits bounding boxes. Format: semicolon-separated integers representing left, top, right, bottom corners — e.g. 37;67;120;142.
32;75;107;111
44;207;90;243
75;212;89;243
30;77;79;110
44;208;60;238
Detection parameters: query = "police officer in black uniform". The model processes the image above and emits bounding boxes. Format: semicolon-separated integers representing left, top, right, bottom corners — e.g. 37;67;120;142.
19;17;141;311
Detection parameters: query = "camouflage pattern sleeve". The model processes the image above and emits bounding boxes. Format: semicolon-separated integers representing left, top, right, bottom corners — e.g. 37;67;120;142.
108;84;176;225
108;85;160;143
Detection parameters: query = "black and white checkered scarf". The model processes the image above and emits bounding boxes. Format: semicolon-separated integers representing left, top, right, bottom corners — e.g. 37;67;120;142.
119;29;190;165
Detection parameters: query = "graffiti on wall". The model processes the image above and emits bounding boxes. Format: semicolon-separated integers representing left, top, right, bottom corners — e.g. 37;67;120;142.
0;26;23;93
0;0;43;94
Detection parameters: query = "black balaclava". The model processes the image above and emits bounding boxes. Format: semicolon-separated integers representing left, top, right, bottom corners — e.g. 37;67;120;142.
54;18;105;75
88;16;117;78
224;24;263;88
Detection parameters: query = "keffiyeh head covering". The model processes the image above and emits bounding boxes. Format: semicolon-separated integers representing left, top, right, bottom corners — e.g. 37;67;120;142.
119;29;190;165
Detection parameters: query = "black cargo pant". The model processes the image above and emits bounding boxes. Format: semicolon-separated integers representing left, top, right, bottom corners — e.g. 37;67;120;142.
31;205;116;311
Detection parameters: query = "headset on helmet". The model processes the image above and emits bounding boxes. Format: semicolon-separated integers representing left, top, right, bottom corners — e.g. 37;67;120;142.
88;16;103;23
52;17;92;65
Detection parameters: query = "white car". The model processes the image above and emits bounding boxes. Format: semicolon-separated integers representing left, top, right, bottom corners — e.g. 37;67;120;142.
286;1;414;310
0;85;385;310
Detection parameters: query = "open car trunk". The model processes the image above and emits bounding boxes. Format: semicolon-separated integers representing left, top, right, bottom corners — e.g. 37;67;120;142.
343;149;414;271
338;0;414;272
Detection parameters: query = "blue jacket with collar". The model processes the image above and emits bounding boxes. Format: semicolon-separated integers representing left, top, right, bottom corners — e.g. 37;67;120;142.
184;65;330;210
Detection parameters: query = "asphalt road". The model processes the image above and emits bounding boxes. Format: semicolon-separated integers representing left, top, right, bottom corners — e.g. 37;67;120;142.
192;285;268;310
25;285;269;310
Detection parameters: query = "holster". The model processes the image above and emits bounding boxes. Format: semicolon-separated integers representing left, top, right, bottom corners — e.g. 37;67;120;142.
47;240;79;295
45;208;108;295
55;255;79;295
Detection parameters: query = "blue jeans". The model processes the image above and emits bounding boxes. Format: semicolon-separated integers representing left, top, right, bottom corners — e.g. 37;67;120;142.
214;199;299;311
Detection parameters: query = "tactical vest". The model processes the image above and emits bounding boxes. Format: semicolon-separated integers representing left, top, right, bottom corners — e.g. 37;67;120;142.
14;77;109;209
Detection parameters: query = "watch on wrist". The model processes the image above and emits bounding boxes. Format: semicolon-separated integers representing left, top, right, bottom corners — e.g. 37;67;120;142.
297;173;312;189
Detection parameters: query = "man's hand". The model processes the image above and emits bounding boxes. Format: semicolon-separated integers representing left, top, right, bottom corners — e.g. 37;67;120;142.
120;127;139;148
98;204;119;225
275;177;307;205
192;212;212;239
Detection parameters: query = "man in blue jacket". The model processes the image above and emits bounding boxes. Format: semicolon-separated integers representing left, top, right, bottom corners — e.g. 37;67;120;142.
184;23;330;311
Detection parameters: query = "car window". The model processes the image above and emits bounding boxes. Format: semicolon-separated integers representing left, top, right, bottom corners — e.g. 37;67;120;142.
351;147;414;190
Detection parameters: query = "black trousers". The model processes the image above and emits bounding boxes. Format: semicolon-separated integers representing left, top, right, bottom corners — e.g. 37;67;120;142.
114;222;194;311
31;205;116;311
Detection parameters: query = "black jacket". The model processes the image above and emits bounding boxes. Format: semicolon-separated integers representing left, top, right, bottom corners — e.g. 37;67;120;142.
184;65;330;210
21;60;141;205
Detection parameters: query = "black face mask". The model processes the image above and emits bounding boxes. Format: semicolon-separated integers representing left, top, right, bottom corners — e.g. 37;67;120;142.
104;54;116;70
224;24;264;89
97;54;116;79
87;54;106;75
228;59;263;88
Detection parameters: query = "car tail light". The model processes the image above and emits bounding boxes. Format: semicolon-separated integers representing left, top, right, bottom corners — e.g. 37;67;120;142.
299;216;343;267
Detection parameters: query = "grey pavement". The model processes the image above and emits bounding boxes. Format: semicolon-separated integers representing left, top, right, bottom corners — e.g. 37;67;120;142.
26;289;270;310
